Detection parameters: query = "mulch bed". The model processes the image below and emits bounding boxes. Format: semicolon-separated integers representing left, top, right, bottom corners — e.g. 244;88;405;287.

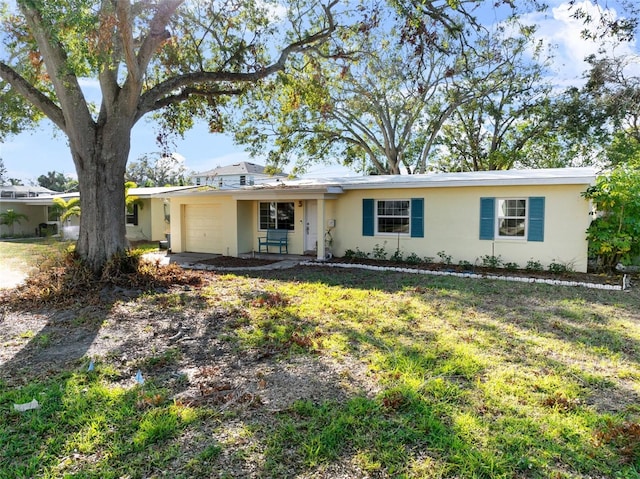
196;256;282;267
326;258;632;287
190;255;633;287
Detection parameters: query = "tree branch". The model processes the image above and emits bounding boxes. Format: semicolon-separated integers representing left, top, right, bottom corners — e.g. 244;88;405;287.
145;86;245;113
135;0;184;76
135;0;338;121
116;0;141;82
0;62;66;131
17;3;94;142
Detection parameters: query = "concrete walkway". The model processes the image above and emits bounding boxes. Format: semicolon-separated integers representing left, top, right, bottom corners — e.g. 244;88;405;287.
143;251;303;271
186;259;301;271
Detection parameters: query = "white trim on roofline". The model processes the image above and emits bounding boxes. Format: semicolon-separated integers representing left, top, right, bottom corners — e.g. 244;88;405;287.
163;167;597;197
275;167;597;190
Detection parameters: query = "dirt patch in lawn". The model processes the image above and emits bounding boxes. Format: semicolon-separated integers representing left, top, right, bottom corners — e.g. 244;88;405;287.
0;274;378;402
0;276;378;478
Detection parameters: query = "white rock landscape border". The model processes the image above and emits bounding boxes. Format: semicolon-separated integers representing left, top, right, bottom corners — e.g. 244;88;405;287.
300;261;628;291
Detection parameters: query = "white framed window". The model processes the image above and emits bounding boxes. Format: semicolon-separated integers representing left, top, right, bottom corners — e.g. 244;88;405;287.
376;199;410;235
496;198;526;238
259;202;295;230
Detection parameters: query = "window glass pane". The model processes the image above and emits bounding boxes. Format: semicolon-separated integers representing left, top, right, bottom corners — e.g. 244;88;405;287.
276;202;295;230
376;200;410;234
259;202;276;230
260;202;294;230
47;207;58;222
497;198;526;238
378;217;410;233
498;219;525;237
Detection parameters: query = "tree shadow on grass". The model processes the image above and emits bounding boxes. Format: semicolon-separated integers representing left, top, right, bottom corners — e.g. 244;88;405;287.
0;305;109;387
2;266;639;478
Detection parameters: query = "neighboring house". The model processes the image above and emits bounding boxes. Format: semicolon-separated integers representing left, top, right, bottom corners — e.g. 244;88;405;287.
0;185;59;236
125;186;199;242
1;185;198;242
167;167;597;272
192;161;286;188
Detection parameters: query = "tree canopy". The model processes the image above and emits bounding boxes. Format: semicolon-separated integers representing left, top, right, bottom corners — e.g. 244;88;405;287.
0;0;338;272
37;170;79;192
232;1;560;174
126;152;188;187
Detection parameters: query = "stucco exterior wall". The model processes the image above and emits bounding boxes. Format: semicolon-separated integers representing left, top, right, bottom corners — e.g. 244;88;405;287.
149;198;170;241
126;198;150;241
331;184;592;272
0;202;49;237
127;198;172;242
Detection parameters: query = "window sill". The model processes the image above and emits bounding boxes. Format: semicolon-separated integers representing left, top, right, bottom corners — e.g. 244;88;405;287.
494;237;527;242
374;233;411;237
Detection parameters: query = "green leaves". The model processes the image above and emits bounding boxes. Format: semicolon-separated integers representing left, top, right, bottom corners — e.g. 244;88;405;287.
583;164;640;269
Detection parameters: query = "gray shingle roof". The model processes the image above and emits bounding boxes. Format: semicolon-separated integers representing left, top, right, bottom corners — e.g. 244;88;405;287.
195;162;274;177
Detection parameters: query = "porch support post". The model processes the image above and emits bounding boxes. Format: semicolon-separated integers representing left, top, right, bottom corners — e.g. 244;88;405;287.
317;198;326;260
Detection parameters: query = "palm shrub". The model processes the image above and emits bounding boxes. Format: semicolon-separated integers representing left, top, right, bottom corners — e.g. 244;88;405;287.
52;197;81;222
0;209;29;236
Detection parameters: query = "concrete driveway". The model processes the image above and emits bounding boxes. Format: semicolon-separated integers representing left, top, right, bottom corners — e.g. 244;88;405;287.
0;266;29;289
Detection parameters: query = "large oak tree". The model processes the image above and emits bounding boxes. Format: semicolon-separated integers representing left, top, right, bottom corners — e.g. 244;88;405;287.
0;0;336;272
232;1;552;175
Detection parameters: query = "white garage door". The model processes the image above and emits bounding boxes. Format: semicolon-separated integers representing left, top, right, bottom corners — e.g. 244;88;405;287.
184;204;222;253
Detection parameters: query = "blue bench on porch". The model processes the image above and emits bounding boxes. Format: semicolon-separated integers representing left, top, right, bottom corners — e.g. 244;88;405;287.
258;229;289;253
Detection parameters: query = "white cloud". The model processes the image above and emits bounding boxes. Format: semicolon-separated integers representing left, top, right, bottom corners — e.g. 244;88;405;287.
523;1;638;86
255;0;287;23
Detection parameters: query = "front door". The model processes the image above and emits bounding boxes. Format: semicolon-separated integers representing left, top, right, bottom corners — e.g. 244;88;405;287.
304;200;318;252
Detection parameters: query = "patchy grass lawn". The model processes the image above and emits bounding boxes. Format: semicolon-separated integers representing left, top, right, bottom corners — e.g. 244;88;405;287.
1;265;639;478
0;239;158;276
0;239;73;288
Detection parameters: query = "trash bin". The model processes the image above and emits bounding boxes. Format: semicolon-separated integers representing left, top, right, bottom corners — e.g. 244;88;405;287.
38;223;58;237
159;233;171;251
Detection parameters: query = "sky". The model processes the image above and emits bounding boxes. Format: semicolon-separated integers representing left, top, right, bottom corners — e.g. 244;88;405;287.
0;0;638;185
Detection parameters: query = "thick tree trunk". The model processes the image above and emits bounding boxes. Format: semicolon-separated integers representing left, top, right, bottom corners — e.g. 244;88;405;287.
73;122;131;274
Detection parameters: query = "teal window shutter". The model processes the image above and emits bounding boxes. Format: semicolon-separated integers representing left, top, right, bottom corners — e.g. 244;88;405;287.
410;198;424;238
479;197;495;240
528;197;545;242
363;198;374;236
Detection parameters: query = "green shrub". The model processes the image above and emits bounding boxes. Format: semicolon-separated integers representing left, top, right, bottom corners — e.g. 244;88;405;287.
390;249;404;263
344;248;369;260
480;254;503;269
405;252;422;264
583;165;640;270
526;259;543;271
548;261;572;274
458;260;474;270
437;250;452;265
372;243;388;260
